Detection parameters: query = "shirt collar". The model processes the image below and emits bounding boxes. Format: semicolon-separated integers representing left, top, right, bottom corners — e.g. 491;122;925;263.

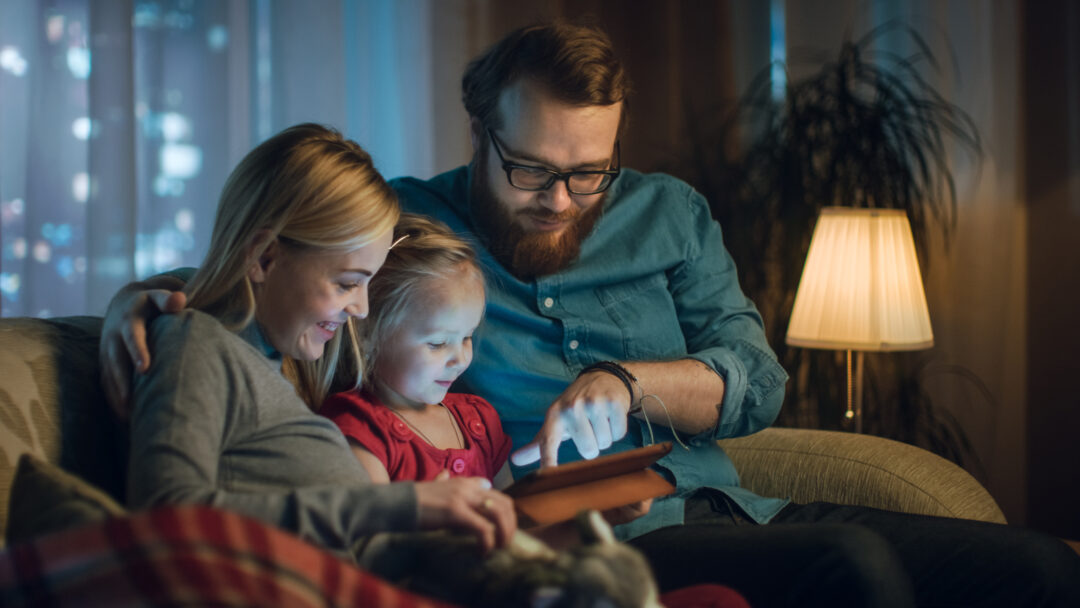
237;320;282;362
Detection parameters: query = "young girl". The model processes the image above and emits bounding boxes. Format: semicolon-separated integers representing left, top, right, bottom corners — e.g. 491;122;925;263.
321;213;514;489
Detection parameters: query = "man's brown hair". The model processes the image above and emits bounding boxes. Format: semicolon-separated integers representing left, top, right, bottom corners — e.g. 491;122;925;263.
462;21;631;132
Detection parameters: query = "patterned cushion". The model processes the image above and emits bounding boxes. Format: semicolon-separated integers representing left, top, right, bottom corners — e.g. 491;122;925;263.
5;454;126;545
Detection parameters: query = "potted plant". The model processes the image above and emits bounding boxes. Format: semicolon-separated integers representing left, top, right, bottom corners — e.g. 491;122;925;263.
675;23;984;466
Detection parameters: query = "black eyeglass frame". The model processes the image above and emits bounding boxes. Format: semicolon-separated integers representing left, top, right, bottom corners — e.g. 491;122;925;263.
486;128;621;195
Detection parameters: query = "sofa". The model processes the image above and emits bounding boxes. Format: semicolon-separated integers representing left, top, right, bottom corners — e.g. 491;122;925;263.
0;315;1006;604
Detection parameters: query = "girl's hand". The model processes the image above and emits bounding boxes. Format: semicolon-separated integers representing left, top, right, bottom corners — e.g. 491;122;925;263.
601;498;653;526
526;499;653;550
414;476;516;553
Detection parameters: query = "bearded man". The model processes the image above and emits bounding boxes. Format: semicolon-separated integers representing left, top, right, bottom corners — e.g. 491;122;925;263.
393;24;786;523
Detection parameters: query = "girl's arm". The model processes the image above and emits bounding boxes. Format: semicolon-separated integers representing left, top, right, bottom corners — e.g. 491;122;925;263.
349;441;392;483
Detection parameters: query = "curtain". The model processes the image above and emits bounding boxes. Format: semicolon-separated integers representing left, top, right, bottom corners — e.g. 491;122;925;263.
0;0;439;317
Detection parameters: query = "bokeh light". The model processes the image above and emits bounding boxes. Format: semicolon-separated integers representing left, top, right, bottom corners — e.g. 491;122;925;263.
41;223;73;247
72;172;90;203
207;25;228;51
175;208;195;232
160;143;202;179
0;273;20;298
153;175;185;197
135;228;190;277
0;46;28;76
67;46;91;79
32;240;52;264
2;198;25;223
11;238;28;260
72;117;94;140
56;256;76;281
160;112;191;141
45;15;65;43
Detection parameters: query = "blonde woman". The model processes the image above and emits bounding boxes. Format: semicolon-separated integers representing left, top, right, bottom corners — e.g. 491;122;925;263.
126;124;515;560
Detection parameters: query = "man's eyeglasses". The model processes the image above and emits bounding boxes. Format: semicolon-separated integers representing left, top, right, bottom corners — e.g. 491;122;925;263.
486;128;620;195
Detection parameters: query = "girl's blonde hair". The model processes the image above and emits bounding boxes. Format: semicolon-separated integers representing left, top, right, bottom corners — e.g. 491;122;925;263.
185;123;399;407
363;213;485;387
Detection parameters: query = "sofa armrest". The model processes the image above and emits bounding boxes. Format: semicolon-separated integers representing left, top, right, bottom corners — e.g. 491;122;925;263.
717;427;1006;524
0;315;122;548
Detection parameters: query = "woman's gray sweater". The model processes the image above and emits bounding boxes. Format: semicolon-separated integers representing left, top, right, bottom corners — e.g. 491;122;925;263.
127;309;417;560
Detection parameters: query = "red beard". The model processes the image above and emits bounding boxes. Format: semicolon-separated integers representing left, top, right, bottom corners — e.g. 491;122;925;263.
469;161;604;281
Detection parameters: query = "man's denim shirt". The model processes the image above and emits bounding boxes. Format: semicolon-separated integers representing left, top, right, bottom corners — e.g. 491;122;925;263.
393;166;790;539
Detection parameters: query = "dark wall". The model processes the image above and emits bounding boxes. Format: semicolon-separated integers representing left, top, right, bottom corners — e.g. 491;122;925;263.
1023;0;1080;540
482;0;746;173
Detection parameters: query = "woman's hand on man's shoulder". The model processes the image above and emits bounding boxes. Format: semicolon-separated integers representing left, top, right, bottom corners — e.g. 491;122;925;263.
100;276;188;419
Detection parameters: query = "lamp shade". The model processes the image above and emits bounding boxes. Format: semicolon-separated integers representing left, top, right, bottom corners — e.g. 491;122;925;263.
786;207;933;352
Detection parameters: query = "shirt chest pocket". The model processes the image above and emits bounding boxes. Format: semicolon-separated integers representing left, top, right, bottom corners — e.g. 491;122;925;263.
594;274;687;360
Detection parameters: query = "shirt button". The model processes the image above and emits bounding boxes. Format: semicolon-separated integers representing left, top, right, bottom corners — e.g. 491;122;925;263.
569;340;579;350
543;297;554;308
451;458;466;474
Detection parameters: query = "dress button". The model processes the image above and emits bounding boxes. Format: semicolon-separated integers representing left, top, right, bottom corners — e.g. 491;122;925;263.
569;340;579;350
389;419;413;441
451;458;466;474
543;297;554;308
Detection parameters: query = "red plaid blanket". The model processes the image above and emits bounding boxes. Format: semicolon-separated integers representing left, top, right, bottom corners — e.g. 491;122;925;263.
0;505;453;607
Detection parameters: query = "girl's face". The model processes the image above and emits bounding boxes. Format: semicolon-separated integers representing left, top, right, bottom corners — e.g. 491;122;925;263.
374;273;485;409
250;230;393;361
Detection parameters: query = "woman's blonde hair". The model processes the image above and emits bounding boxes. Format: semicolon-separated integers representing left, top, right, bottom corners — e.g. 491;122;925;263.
185;123;399;407
363;213;485;387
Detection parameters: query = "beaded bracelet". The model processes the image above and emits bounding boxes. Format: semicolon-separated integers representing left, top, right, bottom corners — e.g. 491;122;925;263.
577;361;639;409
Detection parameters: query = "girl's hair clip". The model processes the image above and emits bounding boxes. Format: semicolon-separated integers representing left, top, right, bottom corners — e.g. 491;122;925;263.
389;234;409;249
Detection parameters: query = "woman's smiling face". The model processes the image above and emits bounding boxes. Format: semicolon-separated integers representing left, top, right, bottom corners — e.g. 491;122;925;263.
251;230;393;361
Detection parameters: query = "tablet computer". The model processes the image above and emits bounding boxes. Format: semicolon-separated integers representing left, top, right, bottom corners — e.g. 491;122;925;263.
504;442;675;526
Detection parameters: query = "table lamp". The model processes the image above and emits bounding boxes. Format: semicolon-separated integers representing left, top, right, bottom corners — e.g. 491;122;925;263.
786;207;934;432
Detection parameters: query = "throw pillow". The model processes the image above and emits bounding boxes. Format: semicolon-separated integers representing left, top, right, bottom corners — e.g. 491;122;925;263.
5;453;126;545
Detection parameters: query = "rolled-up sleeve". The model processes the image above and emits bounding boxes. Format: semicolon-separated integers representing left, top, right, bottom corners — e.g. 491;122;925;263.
666;190;789;440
